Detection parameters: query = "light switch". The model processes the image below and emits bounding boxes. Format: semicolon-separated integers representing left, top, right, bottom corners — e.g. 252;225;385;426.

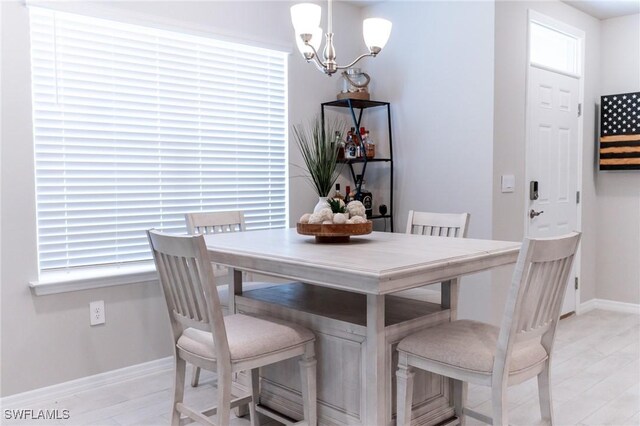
501;174;515;193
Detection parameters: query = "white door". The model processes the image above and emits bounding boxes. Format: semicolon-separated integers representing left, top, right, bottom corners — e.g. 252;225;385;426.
526;65;580;315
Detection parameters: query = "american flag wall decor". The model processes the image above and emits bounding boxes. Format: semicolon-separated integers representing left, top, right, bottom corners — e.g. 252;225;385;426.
600;92;640;170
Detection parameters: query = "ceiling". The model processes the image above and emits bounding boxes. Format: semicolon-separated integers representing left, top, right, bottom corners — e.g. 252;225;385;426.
561;0;640;20
347;0;640;20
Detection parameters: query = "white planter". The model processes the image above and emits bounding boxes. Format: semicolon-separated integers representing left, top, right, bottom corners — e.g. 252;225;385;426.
313;197;329;213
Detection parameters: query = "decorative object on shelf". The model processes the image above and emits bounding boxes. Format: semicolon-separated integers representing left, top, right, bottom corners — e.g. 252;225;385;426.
599;91;640;170
292;116;346;201
290;0;392;76
338;68;371;100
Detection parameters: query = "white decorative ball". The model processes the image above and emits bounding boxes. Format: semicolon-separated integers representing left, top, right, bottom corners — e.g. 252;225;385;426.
319;208;333;222
308;212;324;224
351;215;366;224
346;218;355;224
322;220;333;225
333;213;347;224
346;200;366;218
299;213;312;224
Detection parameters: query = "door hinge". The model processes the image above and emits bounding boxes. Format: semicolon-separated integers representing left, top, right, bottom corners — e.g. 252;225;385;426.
575;277;579;290
576;191;581;204
578;103;582;117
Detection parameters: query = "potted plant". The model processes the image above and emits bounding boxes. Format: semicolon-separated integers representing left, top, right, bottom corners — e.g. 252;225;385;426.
292;116;345;212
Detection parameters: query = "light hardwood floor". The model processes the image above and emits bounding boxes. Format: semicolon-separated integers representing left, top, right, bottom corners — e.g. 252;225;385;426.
3;309;638;425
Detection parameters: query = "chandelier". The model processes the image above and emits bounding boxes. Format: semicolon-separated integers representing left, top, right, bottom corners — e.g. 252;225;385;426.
290;0;392;76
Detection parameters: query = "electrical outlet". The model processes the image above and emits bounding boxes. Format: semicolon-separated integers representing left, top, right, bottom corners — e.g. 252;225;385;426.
90;300;105;326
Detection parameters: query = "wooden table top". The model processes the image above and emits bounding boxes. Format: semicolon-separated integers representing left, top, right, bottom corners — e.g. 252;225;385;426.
205;229;520;295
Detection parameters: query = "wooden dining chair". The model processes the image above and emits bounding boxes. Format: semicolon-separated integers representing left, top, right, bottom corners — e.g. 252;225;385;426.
147;230;317;426
185;211;291;387
395;232;581;426
396;211;470;305
405;210;470;237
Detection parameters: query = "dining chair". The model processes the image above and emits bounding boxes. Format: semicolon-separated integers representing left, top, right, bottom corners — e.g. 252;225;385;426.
396;211;470;305
147;229;317;426
405;210;470;237
185;211;284;311
185;211;288;387
395;232;581;426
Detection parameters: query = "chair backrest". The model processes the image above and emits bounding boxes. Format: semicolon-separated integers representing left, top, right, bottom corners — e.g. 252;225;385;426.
406;211;470;238
185;211;246;235
147;230;230;362
494;232;581;375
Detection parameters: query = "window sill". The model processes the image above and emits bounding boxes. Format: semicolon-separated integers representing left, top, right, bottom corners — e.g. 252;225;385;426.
29;263;158;296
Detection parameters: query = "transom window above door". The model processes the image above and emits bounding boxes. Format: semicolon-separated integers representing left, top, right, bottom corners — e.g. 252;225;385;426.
29;7;288;271
529;20;581;76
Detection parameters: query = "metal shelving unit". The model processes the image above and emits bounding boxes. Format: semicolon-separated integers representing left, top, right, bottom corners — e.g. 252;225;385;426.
321;99;394;232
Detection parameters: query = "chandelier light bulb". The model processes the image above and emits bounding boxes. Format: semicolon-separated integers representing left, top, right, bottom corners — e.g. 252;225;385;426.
290;3;322;36
363;18;392;54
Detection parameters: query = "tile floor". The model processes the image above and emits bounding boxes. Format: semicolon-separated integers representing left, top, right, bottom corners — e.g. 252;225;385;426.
3;309;638;425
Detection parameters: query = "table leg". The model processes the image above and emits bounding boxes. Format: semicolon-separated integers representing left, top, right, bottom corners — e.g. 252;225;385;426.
230;268;250;417
365;294;387;425
441;278;459;321
229;268;243;314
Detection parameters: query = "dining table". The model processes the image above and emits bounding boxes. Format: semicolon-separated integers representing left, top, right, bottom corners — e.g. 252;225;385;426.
205;228;520;426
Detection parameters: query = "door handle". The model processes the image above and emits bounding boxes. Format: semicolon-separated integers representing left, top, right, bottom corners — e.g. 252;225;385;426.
529;209;544;219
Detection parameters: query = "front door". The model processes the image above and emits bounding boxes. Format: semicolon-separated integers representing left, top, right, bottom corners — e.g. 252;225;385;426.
526;65;580;315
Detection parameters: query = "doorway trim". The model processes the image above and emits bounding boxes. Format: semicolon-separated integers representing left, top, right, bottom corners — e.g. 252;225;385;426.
525;9;585;314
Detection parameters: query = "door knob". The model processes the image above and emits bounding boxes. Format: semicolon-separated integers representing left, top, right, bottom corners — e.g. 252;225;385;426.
529;209;544;219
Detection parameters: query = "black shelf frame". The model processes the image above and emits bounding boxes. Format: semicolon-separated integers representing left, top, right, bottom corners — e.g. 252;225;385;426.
321;98;394;232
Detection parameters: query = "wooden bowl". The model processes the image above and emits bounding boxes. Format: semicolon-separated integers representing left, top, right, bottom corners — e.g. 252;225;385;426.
297;221;373;243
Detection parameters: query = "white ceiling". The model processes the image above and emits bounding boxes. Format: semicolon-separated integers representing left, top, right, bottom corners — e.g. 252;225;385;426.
561;0;640;20
347;0;640;20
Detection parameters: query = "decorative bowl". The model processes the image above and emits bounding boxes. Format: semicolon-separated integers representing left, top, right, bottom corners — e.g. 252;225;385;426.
296;221;373;243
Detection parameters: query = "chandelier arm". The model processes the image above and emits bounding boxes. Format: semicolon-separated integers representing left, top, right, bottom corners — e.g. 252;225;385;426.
336;52;375;70
305;42;329;71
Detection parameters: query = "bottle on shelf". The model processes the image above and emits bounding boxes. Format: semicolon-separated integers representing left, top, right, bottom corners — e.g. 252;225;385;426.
355;175;373;218
364;129;375;159
345;128;357;159
333;183;344;201
335;131;345;160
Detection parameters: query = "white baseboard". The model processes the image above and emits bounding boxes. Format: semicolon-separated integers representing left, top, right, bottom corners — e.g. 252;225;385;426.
580;298;640;315
0;356;173;409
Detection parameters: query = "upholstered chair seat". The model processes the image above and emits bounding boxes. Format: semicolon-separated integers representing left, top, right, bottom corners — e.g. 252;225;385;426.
178;314;315;363
397;320;548;375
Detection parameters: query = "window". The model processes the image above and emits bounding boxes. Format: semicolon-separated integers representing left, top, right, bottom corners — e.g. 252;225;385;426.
29;7;288;271
529;20;580;76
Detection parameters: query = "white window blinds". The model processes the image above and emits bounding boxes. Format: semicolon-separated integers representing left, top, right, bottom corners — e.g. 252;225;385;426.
29;7;288;271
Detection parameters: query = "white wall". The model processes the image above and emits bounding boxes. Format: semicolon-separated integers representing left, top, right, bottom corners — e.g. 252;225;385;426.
596;14;640;304
0;0;363;396
364;1;498;323
492;0;601;315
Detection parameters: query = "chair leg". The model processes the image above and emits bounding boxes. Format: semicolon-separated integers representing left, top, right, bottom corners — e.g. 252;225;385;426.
217;367;232;426
452;379;467;425
396;352;414;426
171;357;187;426
191;365;201;387
299;342;317;426
491;382;508;426
538;361;554;424
249;368;260;426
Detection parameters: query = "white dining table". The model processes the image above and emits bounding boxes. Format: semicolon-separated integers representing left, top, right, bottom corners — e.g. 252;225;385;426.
205;229;520;426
